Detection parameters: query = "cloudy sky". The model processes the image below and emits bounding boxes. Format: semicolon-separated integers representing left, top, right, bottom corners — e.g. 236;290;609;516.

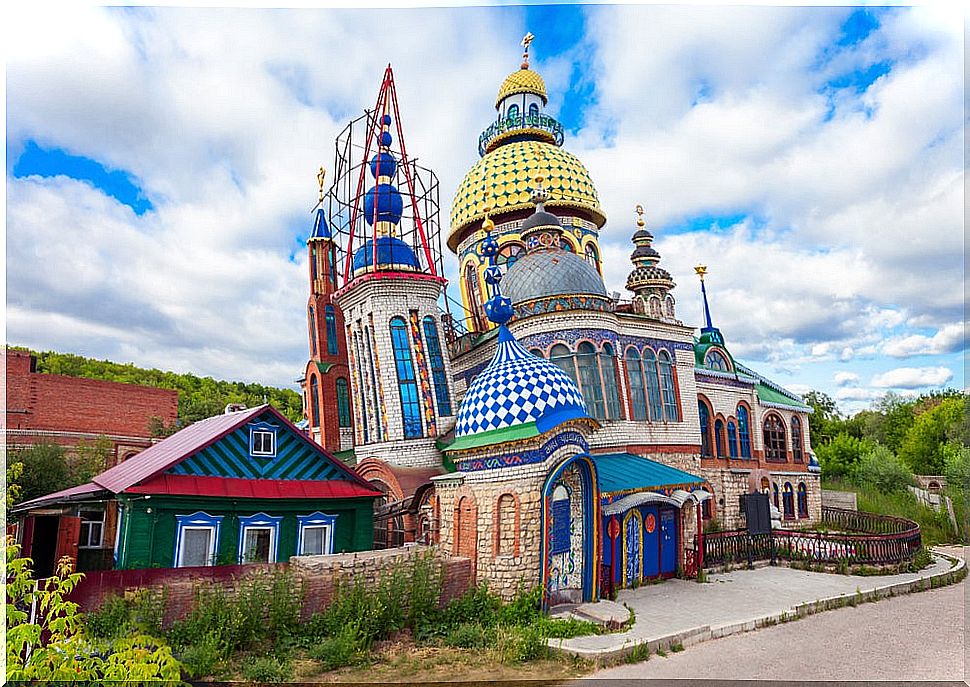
5;3;964;414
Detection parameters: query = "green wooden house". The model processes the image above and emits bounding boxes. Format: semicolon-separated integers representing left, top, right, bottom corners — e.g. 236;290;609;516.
14;405;380;571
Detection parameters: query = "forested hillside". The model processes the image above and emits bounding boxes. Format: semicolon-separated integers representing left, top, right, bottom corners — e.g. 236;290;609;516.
14;347;303;429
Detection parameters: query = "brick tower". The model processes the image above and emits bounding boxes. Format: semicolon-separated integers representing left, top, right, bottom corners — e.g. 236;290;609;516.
300;168;354;452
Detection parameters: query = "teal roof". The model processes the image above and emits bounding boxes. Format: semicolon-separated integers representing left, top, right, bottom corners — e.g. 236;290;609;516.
591;452;706;495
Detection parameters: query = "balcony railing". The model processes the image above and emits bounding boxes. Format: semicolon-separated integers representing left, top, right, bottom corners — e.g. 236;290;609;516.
703;507;922;568
478;113;565;156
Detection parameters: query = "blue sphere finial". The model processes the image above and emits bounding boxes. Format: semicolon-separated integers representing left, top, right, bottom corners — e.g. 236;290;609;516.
485;295;513;325
380;131;393;147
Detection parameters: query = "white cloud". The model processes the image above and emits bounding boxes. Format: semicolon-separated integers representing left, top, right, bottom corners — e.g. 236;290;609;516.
870;366;954;389
834;372;860;386
882;322;966;358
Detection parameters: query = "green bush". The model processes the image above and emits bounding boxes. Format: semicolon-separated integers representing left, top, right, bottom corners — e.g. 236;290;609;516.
495;624;548;664
241;655;291;683
534;616;602;639
307;624;366;670
854;444;914;494
179;631;224;678
85;595;131;639
444;622;493;649
817;433;873;480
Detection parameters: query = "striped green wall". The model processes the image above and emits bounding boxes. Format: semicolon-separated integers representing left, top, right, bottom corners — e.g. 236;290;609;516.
168;410;348;481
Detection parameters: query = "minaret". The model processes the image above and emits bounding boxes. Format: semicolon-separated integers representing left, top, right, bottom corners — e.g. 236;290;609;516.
332;67;455;469
300;168;354;452
625;205;678;322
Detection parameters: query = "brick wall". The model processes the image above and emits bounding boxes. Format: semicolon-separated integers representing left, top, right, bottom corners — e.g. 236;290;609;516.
70;545;472;627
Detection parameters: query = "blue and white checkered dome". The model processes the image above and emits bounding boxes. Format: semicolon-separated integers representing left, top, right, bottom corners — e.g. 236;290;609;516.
455;326;589;438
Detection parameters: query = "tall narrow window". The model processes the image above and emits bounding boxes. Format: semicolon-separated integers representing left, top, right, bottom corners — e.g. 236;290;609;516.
600;343;622;419
727;421;739;458
577;342;605;419
698;400;712;457
643;349;663;421
422;316;452;416
797;483;808;518
550;485;570;555
549;344;579;387
528;102;539;119
714;419;726;458
465;263;484;331
791;416;804;462
773;483;780;509
764;415;787;462
658;350;679;421
390;317;422;439
325;305;338;355
353;330;369;443
310;375;320;427
308;307;317;358
336;378;351;427
584;244;600;273
737;404;752;458
782;483;795;520
624;348;648;421
311;246;318;281
507;103;520;121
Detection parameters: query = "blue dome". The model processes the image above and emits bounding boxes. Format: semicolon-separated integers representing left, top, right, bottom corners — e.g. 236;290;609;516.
369;152;397;179
455;326;589;438
352;236;421;273
363;183;404;226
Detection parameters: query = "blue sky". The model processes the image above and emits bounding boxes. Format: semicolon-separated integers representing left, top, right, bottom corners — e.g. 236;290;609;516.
5;4;964;414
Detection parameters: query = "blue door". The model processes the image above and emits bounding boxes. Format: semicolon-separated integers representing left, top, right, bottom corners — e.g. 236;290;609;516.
642;506;660;578
660;508;677;575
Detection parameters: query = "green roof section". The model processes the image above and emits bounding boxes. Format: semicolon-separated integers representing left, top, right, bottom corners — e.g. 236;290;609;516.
316;361;334;374
591;452;706;495
445;421;540;453
333;448;356;465
755;382;811;410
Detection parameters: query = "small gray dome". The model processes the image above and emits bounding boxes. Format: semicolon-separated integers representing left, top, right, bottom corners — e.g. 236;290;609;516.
521;210;562;232
502;249;608;304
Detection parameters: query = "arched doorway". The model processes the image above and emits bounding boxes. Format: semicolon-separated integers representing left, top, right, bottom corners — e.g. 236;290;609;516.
542;454;599;606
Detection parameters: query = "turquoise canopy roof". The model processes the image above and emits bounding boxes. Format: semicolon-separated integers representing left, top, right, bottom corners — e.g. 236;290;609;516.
591;452;706;495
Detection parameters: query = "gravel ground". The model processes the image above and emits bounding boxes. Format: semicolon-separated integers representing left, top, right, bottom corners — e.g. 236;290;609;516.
587;573;966;682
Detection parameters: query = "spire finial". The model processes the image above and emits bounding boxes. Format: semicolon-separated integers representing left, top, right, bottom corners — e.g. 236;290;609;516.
521;32;535;69
694;264;708;281
636;204;645;227
317;167;326;203
695;265;714;329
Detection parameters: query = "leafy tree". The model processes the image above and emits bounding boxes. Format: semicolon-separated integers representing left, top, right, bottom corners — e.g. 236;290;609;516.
6;460;24;511
14;443;71;505
898;396;965;475
854;444;914;494
869;392;917;454
803;390;840;444
71;436;113;484
943;444;970;492
5;538;182;682
816;432;873;480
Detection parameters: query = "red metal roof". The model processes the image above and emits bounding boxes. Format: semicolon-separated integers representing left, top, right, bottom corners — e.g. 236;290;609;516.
91;404;375;494
125;474;382;500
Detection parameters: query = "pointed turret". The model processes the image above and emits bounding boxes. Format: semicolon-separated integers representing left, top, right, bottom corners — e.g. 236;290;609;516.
626;205;677;321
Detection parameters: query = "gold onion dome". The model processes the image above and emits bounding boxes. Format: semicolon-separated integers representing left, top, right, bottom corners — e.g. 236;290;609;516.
448;140;605;251
495;67;548;109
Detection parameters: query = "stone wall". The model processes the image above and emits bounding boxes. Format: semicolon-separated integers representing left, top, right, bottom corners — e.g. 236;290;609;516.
822;489;858;511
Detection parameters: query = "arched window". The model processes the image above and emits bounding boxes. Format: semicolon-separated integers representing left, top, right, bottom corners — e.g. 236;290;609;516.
772;482;780;509
704;349;730;371
727;420;738;458
664;295;676;319
309;375;320;427
737;404;752;458
698;400;712;457
560;238;575;253
390;317;422;439
797;482;808;518
550;344;579;386
600;343;622;419
336;378;351;427
783;483;795;519
760;477;770;493
494;493;519;556
584;244;600;273
529;348;545;358
507;103;520;121
763;414;787;462
791;416;803;462
465;263;484;331
643;349;663;421
310;245;318;282
714;419;726;458
658;350;679;421
625;348;648;421
550;484;570;555
308;307;317;358
325;305;338;355
649;296;662;318
422;316;452;416
577;342;605;419
528;102;539;118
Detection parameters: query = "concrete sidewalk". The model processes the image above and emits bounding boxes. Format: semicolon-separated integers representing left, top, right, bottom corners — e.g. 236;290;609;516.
551;550;965;660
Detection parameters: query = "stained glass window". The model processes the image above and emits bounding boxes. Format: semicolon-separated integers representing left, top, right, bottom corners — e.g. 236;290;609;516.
390;317;422;439
764;415;787;462
423;316;452;416
705;349;730;371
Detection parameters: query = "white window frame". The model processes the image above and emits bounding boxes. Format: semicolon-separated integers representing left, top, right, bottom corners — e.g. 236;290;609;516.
174;511;223;568
237;512;282;564
297;512;338;556
78;509;105;549
250;430;276;456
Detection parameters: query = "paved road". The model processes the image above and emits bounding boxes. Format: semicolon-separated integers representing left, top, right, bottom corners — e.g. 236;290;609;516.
588;574;966;682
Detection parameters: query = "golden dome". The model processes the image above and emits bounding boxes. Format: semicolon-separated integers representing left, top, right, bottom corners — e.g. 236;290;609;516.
448;140;605;252
495;67;548;108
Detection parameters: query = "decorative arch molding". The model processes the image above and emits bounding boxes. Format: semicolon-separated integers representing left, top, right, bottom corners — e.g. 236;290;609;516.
492;491;521;557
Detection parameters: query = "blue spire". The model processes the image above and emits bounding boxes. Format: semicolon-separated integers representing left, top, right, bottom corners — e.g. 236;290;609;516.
695;265;724;345
700;277;713;329
481;232;513;326
309;207;331;241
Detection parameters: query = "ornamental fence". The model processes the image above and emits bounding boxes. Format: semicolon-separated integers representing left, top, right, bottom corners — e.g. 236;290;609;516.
703;507;922;568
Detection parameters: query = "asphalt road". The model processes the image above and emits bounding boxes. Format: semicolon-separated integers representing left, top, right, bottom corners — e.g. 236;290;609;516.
587;575;966;683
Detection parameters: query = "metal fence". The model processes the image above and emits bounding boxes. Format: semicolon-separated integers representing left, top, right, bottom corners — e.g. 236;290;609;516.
703;507;922;568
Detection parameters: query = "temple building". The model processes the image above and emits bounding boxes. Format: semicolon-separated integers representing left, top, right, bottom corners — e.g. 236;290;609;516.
299;38;823;602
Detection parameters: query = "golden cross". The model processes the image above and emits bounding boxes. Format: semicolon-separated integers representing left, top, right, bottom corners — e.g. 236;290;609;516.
522;32;535;50
317;167;326;201
694;265;708;280
635;204;645;227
